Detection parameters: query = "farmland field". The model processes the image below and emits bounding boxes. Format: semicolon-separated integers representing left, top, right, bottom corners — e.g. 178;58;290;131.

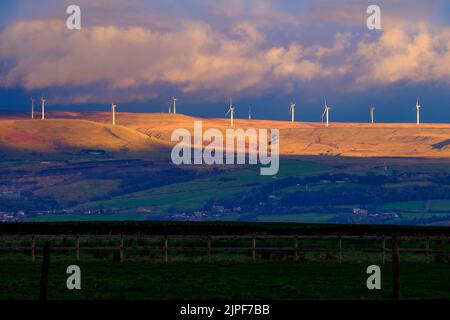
35;179;121;204
1;258;450;300
25;213;147;222
429;200;450;211
78;159;331;212
378;201;425;212
0;222;449;300
257;213;336;223
1;155;450;225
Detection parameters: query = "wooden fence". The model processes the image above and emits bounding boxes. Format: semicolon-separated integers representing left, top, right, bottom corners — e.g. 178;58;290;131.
1;234;449;264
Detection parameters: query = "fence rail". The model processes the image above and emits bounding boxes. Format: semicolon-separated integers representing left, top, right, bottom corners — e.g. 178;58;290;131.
1;234;449;263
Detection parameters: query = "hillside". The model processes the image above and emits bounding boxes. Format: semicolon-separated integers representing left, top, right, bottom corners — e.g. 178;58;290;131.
0;118;163;154
1;111;450;157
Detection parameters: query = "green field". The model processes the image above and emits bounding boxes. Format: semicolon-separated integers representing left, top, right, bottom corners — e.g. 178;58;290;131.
397;212;450;222
257;213;336;223
429;200;450;211
81;159;331;212
25;213;147;222
1;221;449;300
379;199;450;213
6;153;450;225
379;201;426;212
35;179;121;204
1;257;449;299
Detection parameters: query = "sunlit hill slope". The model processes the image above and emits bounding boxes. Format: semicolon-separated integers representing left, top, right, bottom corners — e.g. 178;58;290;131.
1;111;450;158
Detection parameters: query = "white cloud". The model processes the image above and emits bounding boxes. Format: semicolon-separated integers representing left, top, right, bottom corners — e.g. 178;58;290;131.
2;1;450;104
0;18;349;103
355;25;450;85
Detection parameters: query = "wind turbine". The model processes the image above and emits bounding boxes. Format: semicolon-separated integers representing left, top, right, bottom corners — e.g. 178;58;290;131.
172;96;177;114
416;97;422;125
41;96;46;120
226;97;235;127
370;106;375;124
321;98;331;127
248;106;252;120
111;103;117;126
30;98;35;119
289;102;296;123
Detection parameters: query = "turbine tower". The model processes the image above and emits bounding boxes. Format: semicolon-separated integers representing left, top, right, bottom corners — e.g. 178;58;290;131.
172;96;177;114
289;102;295;123
41;96;46;120
111;103;117;126
370;107;375;124
321;98;331;127
248;106;252;120
416;97;421;125
30;98;35;119
226;97;235;127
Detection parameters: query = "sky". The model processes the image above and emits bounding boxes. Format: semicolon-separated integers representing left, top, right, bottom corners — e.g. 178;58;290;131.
1;0;450;122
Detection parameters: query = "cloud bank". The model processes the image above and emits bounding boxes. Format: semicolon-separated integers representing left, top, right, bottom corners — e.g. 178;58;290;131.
1;1;450;104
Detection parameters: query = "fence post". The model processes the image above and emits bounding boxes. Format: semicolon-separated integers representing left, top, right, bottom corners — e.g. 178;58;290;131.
392;234;401;300
120;234;124;263
381;236;386;265
207;237;212;263
31;235;36;263
75;235;80;261
39;242;51;301
164;237;168;263
338;236;342;263
294;236;299;261
252;237;256;263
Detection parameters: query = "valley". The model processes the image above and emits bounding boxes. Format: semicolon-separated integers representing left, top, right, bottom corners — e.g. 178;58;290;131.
2;111;450;225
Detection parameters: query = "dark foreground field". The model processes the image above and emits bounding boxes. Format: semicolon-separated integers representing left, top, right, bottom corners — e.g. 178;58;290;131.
1;256;450;300
1;222;450;300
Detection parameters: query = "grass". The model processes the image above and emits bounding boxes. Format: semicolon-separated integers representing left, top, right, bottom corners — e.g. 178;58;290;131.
384;181;434;189
398;212;450;222
429;200;450;211
89;186;244;211
206;214;240;221
1;256;449;300
379;201;425;212
0;160;37;168
1;221;450;300
35;179;121;204
230;159;332;182
276;159;332;177
83;159;331;213
257;214;335;223
379;199;450;214
25;213;147;222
